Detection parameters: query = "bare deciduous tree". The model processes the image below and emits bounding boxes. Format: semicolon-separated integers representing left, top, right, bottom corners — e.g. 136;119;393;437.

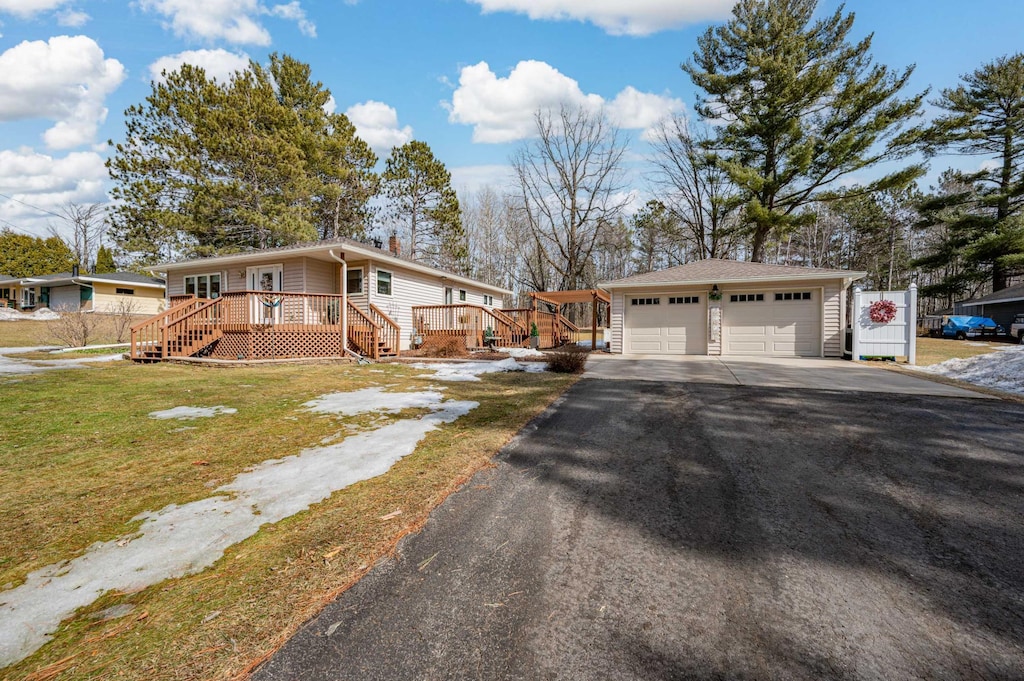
48;202;108;271
511;105;631;292
648;115;741;260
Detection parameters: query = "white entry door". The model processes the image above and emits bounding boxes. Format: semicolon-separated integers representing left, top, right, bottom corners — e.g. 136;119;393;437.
247;265;283;323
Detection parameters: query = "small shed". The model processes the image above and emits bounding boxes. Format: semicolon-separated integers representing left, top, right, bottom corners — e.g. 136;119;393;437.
955;282;1024;330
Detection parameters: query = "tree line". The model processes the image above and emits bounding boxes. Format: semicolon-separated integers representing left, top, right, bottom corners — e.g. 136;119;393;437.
92;0;1022;314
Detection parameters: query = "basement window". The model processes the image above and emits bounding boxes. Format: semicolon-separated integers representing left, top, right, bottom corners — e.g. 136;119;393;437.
630;297;660;306
729;293;764;302
669;296;700;304
774;291;812;301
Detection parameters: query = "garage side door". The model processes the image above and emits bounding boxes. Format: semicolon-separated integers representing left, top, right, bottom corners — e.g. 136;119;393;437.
624;295;706;355
723;290;821;357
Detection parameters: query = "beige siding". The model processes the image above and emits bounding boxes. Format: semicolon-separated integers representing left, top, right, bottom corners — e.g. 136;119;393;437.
92;282;164;315
823;280;843;357
610;293;624;354
304;258;338;294
369;263;446;350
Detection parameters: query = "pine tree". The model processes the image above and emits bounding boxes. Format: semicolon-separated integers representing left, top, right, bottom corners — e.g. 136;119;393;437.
94;245;117;273
382;141;467;273
684;0;926;261
0;229;75;277
920;53;1024;292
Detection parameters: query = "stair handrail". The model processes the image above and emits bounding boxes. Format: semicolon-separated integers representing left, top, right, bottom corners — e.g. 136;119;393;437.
130;296;208;360
161;297;223;358
368;304;401;357
347;300;381;360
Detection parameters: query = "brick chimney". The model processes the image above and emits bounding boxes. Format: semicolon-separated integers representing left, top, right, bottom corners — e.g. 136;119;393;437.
388;234;400;257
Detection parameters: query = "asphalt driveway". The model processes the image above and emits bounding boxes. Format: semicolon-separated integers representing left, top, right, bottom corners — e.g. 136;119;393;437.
253;359;1024;680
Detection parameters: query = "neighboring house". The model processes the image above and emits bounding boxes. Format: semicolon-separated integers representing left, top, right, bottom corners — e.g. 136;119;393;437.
137;236;512;361
954;282;1024;330
600;259;865;358
0;268;166;314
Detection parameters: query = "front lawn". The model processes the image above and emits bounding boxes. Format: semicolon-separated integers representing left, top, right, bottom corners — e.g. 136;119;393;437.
0;359;577;679
914;335;1008;366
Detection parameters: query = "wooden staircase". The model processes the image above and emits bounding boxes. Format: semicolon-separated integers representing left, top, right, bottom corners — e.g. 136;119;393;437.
346;301;400;360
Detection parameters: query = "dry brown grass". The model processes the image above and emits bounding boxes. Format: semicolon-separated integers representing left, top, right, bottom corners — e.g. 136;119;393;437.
0;359;578;680
913;335;1008;366
0;315;148;349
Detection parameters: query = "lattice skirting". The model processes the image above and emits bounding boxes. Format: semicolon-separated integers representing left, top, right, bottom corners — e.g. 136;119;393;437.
210;330;345;360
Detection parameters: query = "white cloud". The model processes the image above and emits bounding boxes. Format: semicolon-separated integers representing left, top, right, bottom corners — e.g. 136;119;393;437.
0;148;109;236
0;36;126;149
323;94;336;115
0;0;72;17
149;49;250;84
138;0;315;45
55;8;88;25
269;1;315;37
450;164;515;194
466;0;735;36
446;61;684;143
345;101;413;152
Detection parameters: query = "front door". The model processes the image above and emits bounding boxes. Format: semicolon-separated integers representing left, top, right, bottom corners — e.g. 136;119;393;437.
247;265;283;323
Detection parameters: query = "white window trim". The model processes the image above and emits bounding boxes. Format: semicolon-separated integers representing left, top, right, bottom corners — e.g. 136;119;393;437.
184;272;225;298
376;268;393;297
347;267;364;294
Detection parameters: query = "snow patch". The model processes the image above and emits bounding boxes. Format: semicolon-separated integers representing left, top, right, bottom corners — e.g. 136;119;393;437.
149;406;238;420
0;350;124;376
410;357;547;382
914;346;1024;396
0;307;60;321
500;347;544;358
0;389;478;667
302;387;445;416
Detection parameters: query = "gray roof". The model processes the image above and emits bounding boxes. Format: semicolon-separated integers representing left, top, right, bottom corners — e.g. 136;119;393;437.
601;259;865;288
11;271;165;287
959;281;1024;307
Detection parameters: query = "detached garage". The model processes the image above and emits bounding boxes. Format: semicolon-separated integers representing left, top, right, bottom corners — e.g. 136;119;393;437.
602;259;864;358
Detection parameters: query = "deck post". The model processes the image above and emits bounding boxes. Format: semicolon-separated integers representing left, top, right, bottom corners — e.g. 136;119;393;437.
591;292;598;351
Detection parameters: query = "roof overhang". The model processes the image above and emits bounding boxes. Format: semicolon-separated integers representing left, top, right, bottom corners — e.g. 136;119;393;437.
150;242;512;297
599;271;866;290
530;289;610;305
959;295;1024;307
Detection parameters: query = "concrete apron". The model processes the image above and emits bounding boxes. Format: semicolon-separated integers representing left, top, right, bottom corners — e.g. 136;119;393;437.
586;353;991;399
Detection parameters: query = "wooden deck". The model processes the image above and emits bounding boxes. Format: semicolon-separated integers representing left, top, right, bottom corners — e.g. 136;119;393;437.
130;291;400;362
411;304;581;350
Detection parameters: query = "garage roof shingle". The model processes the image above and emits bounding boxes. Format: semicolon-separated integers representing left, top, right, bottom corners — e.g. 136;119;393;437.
601;259;863;288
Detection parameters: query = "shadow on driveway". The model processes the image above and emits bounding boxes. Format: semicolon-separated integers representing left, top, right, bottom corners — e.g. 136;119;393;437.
254;375;1024;680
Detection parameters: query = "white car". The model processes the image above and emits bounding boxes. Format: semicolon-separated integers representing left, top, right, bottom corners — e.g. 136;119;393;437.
1011;313;1024;344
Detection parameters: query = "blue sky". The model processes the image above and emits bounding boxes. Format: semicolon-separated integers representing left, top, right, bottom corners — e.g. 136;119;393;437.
1;0;1023;240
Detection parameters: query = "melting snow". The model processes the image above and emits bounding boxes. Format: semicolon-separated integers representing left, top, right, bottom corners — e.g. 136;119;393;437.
914;345;1024;396
411;357;547;382
0;307;60;321
149;406;237;420
0;347;124;376
500;347;544;358
0;387;478;667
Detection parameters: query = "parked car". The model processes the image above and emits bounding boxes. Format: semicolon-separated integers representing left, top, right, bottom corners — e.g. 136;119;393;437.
941;315;1005;340
1011;313;1024;344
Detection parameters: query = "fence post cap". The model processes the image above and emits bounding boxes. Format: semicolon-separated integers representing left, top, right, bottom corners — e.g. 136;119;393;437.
909;283;918;290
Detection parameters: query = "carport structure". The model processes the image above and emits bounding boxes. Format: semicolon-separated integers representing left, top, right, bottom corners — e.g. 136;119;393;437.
529;289;611;350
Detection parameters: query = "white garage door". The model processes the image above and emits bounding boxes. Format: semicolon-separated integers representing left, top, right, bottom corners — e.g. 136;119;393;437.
723;289;821;357
49;285;80;312
625;294;706;355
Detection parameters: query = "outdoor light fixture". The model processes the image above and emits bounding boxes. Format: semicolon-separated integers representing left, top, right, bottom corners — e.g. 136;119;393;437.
709;284;722;301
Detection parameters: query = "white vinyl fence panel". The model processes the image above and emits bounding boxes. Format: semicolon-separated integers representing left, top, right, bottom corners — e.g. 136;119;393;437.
852;285;918;364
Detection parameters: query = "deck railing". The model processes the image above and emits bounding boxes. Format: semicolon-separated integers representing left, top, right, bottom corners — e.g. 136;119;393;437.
368;304;401;356
130;296;209;359
215;291;344;331
412;304;528;348
347;300;381;360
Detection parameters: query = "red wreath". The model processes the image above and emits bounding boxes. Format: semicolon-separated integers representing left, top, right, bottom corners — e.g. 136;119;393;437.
868;299;897;324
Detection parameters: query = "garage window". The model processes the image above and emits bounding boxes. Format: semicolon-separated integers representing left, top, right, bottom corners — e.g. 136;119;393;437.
669;296;700;304
115;288;135;295
774;291;812;301
730;293;764;302
630;298;660;306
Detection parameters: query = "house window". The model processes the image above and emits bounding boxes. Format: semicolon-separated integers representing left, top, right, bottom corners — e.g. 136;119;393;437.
774;291;812;301
630;297;660;306
483;294;494;306
347;268;363;294
376;269;392;296
22;288;36;308
669;296;700;304
184;273;221;299
459;289;467;302
115;288;135;295
729;293;764;303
